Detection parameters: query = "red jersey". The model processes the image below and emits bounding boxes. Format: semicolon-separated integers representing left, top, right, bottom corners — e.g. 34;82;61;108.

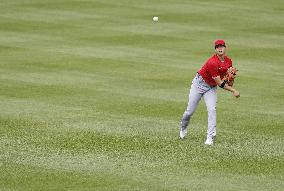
198;54;232;86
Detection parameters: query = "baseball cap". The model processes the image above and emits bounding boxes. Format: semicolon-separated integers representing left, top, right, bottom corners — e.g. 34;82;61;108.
214;39;226;48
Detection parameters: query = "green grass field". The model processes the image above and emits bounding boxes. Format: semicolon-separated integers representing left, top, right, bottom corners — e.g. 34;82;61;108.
1;0;284;190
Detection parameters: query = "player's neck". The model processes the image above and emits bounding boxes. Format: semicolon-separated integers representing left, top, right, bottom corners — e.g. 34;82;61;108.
217;54;225;61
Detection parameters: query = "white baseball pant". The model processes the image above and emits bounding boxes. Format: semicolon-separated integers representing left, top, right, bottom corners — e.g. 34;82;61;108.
180;73;217;139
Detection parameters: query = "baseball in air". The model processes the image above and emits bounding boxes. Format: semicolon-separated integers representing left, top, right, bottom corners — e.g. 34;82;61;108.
153;16;159;22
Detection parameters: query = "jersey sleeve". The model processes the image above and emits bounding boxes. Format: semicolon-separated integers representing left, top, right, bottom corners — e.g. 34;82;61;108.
207;61;219;78
227;57;233;67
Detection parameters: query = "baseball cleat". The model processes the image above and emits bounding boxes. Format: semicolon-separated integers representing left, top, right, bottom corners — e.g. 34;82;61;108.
205;137;214;145
179;127;187;139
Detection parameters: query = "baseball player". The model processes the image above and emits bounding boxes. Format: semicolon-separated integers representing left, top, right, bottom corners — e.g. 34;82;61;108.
179;39;240;145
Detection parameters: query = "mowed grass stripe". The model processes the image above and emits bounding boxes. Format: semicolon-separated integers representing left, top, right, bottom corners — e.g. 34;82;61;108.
1;116;282;164
1;116;283;191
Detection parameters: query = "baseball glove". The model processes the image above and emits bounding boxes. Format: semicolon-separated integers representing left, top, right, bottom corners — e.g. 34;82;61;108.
224;67;238;86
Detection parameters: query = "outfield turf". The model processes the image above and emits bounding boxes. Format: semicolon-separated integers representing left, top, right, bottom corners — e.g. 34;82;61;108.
0;0;284;190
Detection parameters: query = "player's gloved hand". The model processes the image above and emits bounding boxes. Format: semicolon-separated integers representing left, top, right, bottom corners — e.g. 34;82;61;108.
224;67;238;86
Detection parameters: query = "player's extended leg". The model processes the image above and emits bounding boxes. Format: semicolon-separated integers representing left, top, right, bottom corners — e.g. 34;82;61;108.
203;87;217;145
180;84;203;138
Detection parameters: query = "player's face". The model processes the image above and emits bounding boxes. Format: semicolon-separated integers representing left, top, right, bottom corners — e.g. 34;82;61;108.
215;45;226;56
